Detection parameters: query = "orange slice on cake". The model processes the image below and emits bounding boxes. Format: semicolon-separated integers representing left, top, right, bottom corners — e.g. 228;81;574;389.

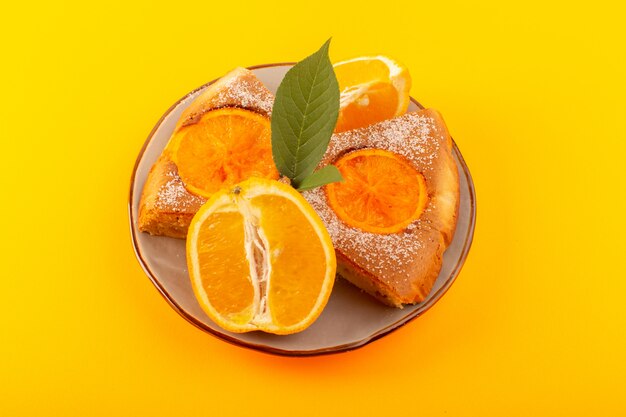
325;149;428;234
169;108;279;198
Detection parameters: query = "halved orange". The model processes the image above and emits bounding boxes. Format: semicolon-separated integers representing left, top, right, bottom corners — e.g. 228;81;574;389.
186;178;336;335
325;149;428;234
333;56;411;132
169;108;279;198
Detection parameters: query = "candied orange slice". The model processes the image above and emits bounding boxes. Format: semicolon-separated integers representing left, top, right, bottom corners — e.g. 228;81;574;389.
333;56;411;132
325;149;427;234
170;108;279;198
186;178;336;335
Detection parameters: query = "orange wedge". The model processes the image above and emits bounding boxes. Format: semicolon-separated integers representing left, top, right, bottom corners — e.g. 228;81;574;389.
187;178;336;335
333;56;411;132
325;149;428;234
169;108;279;198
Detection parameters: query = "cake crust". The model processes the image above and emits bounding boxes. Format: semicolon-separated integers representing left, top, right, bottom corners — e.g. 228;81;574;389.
138;153;206;238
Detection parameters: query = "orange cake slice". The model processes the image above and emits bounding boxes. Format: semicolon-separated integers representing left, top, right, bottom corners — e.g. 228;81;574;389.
303;109;459;307
138;67;275;238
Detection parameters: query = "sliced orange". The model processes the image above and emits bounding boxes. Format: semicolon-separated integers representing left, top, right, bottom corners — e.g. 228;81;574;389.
186;178;336;335
169;108;279;198
333;56;411;132
325;149;428;234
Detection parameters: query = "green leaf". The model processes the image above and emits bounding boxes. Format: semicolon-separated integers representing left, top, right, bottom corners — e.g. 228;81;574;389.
296;165;343;191
271;39;340;189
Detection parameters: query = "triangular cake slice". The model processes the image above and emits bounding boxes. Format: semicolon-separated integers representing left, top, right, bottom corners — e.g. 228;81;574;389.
303;109;459;307
138;67;274;238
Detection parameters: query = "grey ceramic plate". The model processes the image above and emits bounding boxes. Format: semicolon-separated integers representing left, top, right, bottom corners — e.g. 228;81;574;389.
129;63;476;356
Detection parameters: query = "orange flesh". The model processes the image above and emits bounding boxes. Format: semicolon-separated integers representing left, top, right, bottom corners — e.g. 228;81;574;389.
333;57;410;132
251;194;328;327
194;210;254;323
335;82;399;132
334;59;392;87
325;149;428;234
172;108;279;197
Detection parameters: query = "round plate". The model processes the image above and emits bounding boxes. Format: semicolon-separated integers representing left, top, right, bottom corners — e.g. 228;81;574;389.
129;63;476;356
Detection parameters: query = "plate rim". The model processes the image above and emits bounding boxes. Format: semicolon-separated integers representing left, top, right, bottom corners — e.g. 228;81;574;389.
128;62;477;357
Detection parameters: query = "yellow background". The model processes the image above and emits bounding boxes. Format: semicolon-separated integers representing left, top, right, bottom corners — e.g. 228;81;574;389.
2;0;625;415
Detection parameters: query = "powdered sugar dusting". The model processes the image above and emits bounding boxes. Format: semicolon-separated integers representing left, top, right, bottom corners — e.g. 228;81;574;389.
305;188;425;279
155;170;205;213
179;68;275;129
213;73;274;116
323;112;442;171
